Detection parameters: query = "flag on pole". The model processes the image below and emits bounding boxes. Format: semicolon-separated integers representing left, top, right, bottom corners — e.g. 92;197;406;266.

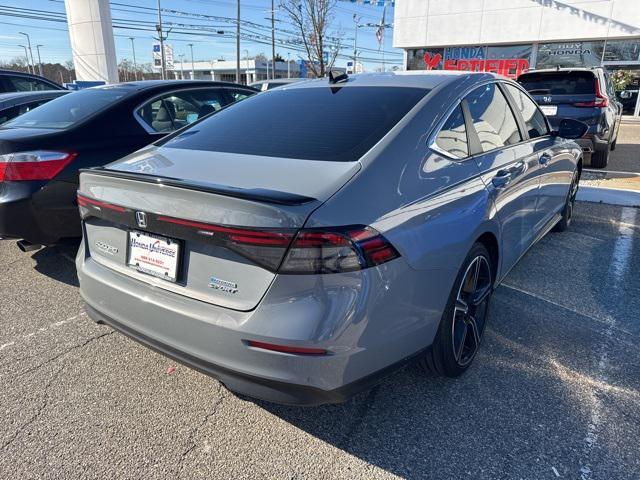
375;6;386;49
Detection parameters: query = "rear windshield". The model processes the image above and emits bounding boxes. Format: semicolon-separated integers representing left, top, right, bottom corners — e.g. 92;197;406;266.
518;71;596;95
2;87;129;129
162;86;428;162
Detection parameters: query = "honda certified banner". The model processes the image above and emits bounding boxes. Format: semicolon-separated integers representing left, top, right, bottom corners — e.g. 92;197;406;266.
407;44;532;79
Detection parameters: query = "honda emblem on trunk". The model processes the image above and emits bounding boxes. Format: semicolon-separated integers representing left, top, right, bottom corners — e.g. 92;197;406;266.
136;211;147;229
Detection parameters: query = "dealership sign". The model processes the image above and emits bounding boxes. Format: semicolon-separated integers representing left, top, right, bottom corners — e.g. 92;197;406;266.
423;52;529;79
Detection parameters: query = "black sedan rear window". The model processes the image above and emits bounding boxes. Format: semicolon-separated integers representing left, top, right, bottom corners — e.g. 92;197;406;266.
2;87;129;129
518;71;596;95
162;86;428;162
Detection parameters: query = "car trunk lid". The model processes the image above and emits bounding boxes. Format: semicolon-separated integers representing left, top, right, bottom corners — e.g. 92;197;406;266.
79;147;360;311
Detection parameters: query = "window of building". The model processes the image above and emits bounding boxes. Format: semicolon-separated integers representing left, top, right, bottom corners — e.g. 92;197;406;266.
602;39;640;63
434;104;468;158
503;84;549;139
406;48;444;71
465;83;521;153
536;41;605;69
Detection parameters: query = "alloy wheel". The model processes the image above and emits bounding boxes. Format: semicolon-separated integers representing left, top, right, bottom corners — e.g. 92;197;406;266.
451;255;492;367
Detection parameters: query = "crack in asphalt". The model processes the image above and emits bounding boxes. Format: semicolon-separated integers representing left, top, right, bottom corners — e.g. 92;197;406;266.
1;330;115;451
15;330;115;378
1;364;66;451
175;382;227;478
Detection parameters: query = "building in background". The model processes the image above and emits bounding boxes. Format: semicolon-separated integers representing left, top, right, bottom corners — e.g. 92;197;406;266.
64;0;118;83
171;59;301;84
393;0;640;115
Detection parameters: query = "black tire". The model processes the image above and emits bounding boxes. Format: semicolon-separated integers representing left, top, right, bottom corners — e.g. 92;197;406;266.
611;138;617;151
420;243;493;377
553;168;579;232
590;143;610;168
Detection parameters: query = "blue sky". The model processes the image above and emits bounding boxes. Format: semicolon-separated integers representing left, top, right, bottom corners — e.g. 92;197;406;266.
0;0;402;71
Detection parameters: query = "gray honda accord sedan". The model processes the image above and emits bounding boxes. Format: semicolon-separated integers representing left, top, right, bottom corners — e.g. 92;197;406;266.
76;72;586;405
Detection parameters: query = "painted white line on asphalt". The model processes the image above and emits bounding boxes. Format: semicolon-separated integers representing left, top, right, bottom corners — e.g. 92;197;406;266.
583;168;640;176
0;312;86;353
576;186;640;207
580;206;637;480
500;283;620;332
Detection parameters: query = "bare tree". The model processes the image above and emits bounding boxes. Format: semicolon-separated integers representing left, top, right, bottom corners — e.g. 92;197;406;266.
279;0;341;78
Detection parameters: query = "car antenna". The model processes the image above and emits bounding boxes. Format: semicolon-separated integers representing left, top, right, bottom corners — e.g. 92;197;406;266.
328;70;349;84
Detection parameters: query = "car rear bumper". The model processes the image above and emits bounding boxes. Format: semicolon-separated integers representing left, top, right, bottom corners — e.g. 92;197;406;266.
575;133;609;154
77;239;445;406
0;180;80;244
84;302;424;406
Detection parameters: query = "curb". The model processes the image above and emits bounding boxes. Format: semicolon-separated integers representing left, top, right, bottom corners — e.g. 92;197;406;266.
577;185;640;207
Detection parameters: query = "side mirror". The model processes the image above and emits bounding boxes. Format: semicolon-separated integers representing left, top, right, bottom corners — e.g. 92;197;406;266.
553;118;589;139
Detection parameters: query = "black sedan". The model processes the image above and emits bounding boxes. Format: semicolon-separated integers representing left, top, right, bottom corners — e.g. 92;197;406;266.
0;90;70;125
0;80;257;248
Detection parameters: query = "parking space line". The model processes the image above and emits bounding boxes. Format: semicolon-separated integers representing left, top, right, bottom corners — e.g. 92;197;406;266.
499;283;626;335
0;312;86;353
580;206;637;480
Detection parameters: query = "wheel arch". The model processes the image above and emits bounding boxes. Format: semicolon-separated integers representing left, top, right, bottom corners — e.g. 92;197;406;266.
475;231;499;285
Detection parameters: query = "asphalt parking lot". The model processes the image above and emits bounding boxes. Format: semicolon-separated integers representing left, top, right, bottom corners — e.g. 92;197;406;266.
592;122;640;174
0;201;638;480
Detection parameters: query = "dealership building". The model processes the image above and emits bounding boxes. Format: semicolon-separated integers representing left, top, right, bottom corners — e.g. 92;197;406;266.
393;0;640;115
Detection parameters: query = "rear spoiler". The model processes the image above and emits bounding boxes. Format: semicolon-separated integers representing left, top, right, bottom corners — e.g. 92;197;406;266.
79;167;317;206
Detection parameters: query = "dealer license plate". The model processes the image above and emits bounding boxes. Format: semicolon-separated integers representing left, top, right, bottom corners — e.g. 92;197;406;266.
127;231;180;282
540;105;557;116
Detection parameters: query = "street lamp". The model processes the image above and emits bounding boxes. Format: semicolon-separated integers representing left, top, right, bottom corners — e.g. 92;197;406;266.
287;52;291;78
188;43;195;80
18;32;35;75
129;37;138;81
18;45;30;74
244;49;249;85
35;44;44;77
178;53;185;80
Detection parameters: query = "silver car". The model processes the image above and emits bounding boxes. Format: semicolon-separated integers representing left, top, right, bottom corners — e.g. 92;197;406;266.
76;72;585;405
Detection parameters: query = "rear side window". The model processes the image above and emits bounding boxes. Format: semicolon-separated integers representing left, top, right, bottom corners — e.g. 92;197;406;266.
434;105;468;158
137;88;229;133
4;75;55;92
518;71;596;95
163;87;428;162
503;84;549;139
465;83;522;153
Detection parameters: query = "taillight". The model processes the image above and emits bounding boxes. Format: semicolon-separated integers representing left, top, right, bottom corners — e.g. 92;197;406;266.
279;226;400;274
0;151;76;182
155;216;400;274
574;79;609;107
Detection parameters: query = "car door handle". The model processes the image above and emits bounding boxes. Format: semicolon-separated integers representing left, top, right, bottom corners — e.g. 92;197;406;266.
492;170;512;188
539;154;552;167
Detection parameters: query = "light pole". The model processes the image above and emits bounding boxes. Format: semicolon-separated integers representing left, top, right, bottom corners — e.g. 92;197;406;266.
352;14;361;74
129;37;138;80
156;0;166;79
271;0;275;80
236;0;240;84
18;32;35;75
287;52;290;78
188;43;195;80
244;49;250;85
18;45;31;74
178;53;185;80
35;44;44;77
